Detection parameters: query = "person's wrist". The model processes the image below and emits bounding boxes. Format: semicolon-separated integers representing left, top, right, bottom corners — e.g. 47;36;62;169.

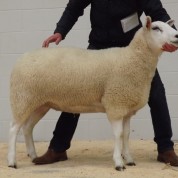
54;32;63;39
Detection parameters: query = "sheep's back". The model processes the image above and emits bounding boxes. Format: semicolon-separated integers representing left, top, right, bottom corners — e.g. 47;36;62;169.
11;47;118;109
10;46;153;114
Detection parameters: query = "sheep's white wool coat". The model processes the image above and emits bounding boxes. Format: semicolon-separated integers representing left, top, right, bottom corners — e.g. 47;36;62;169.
10;29;158;122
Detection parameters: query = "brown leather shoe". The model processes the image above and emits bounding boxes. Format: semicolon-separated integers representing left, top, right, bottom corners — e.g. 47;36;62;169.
157;150;178;166
32;149;68;165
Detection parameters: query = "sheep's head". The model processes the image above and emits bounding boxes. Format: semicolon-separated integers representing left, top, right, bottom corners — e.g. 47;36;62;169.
143;16;178;55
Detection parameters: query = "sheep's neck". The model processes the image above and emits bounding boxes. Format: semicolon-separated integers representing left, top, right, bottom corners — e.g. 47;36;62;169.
129;29;159;74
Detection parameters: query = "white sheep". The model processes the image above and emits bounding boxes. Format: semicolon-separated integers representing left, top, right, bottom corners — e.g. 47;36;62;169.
8;16;178;170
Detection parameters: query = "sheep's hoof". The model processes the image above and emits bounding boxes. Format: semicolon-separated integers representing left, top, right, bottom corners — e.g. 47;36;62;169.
126;162;136;166
8;164;17;169
115;166;126;171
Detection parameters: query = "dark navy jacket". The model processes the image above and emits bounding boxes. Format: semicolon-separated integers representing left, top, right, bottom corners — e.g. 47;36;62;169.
54;0;171;48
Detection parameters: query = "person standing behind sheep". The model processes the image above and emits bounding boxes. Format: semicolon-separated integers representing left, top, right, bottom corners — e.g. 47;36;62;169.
33;0;178;166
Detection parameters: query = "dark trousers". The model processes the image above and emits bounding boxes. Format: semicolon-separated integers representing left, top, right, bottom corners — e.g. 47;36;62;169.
148;70;173;152
49;44;174;153
49;112;80;152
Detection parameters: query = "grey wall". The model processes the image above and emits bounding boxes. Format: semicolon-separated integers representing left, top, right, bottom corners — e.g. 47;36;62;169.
0;0;178;142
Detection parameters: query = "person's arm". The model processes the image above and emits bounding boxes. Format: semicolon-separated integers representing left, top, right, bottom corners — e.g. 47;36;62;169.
54;0;91;39
137;0;178;52
137;0;170;22
43;0;91;47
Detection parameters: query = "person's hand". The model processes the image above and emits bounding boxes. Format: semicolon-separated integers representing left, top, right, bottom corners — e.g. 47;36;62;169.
162;43;178;52
42;33;62;48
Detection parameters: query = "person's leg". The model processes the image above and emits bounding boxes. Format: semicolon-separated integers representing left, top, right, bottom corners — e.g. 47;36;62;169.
49;112;80;152
33;112;79;164
148;69;178;166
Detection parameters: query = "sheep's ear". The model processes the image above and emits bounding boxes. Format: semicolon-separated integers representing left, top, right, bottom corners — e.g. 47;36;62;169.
145;16;152;30
166;19;175;27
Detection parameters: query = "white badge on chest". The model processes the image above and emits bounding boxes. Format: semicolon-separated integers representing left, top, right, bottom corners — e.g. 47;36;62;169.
121;12;139;33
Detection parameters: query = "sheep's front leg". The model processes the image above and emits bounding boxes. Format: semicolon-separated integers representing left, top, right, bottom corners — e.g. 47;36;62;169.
122;117;136;166
111;119;125;171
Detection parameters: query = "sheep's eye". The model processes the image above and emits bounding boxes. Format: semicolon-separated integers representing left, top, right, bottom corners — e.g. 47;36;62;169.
152;26;162;32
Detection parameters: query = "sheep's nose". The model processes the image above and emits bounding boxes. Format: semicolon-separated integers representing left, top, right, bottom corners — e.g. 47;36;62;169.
175;34;178;38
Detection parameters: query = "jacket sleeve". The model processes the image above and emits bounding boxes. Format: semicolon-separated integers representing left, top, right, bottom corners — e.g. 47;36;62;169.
137;0;176;29
137;0;170;22
54;0;91;39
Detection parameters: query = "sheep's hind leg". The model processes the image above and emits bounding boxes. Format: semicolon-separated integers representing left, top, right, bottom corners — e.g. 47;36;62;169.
22;106;49;161
8;121;22;168
110;119;125;171
122;116;136;166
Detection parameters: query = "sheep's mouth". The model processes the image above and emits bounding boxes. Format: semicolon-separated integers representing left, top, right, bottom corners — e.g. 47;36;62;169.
170;41;178;47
